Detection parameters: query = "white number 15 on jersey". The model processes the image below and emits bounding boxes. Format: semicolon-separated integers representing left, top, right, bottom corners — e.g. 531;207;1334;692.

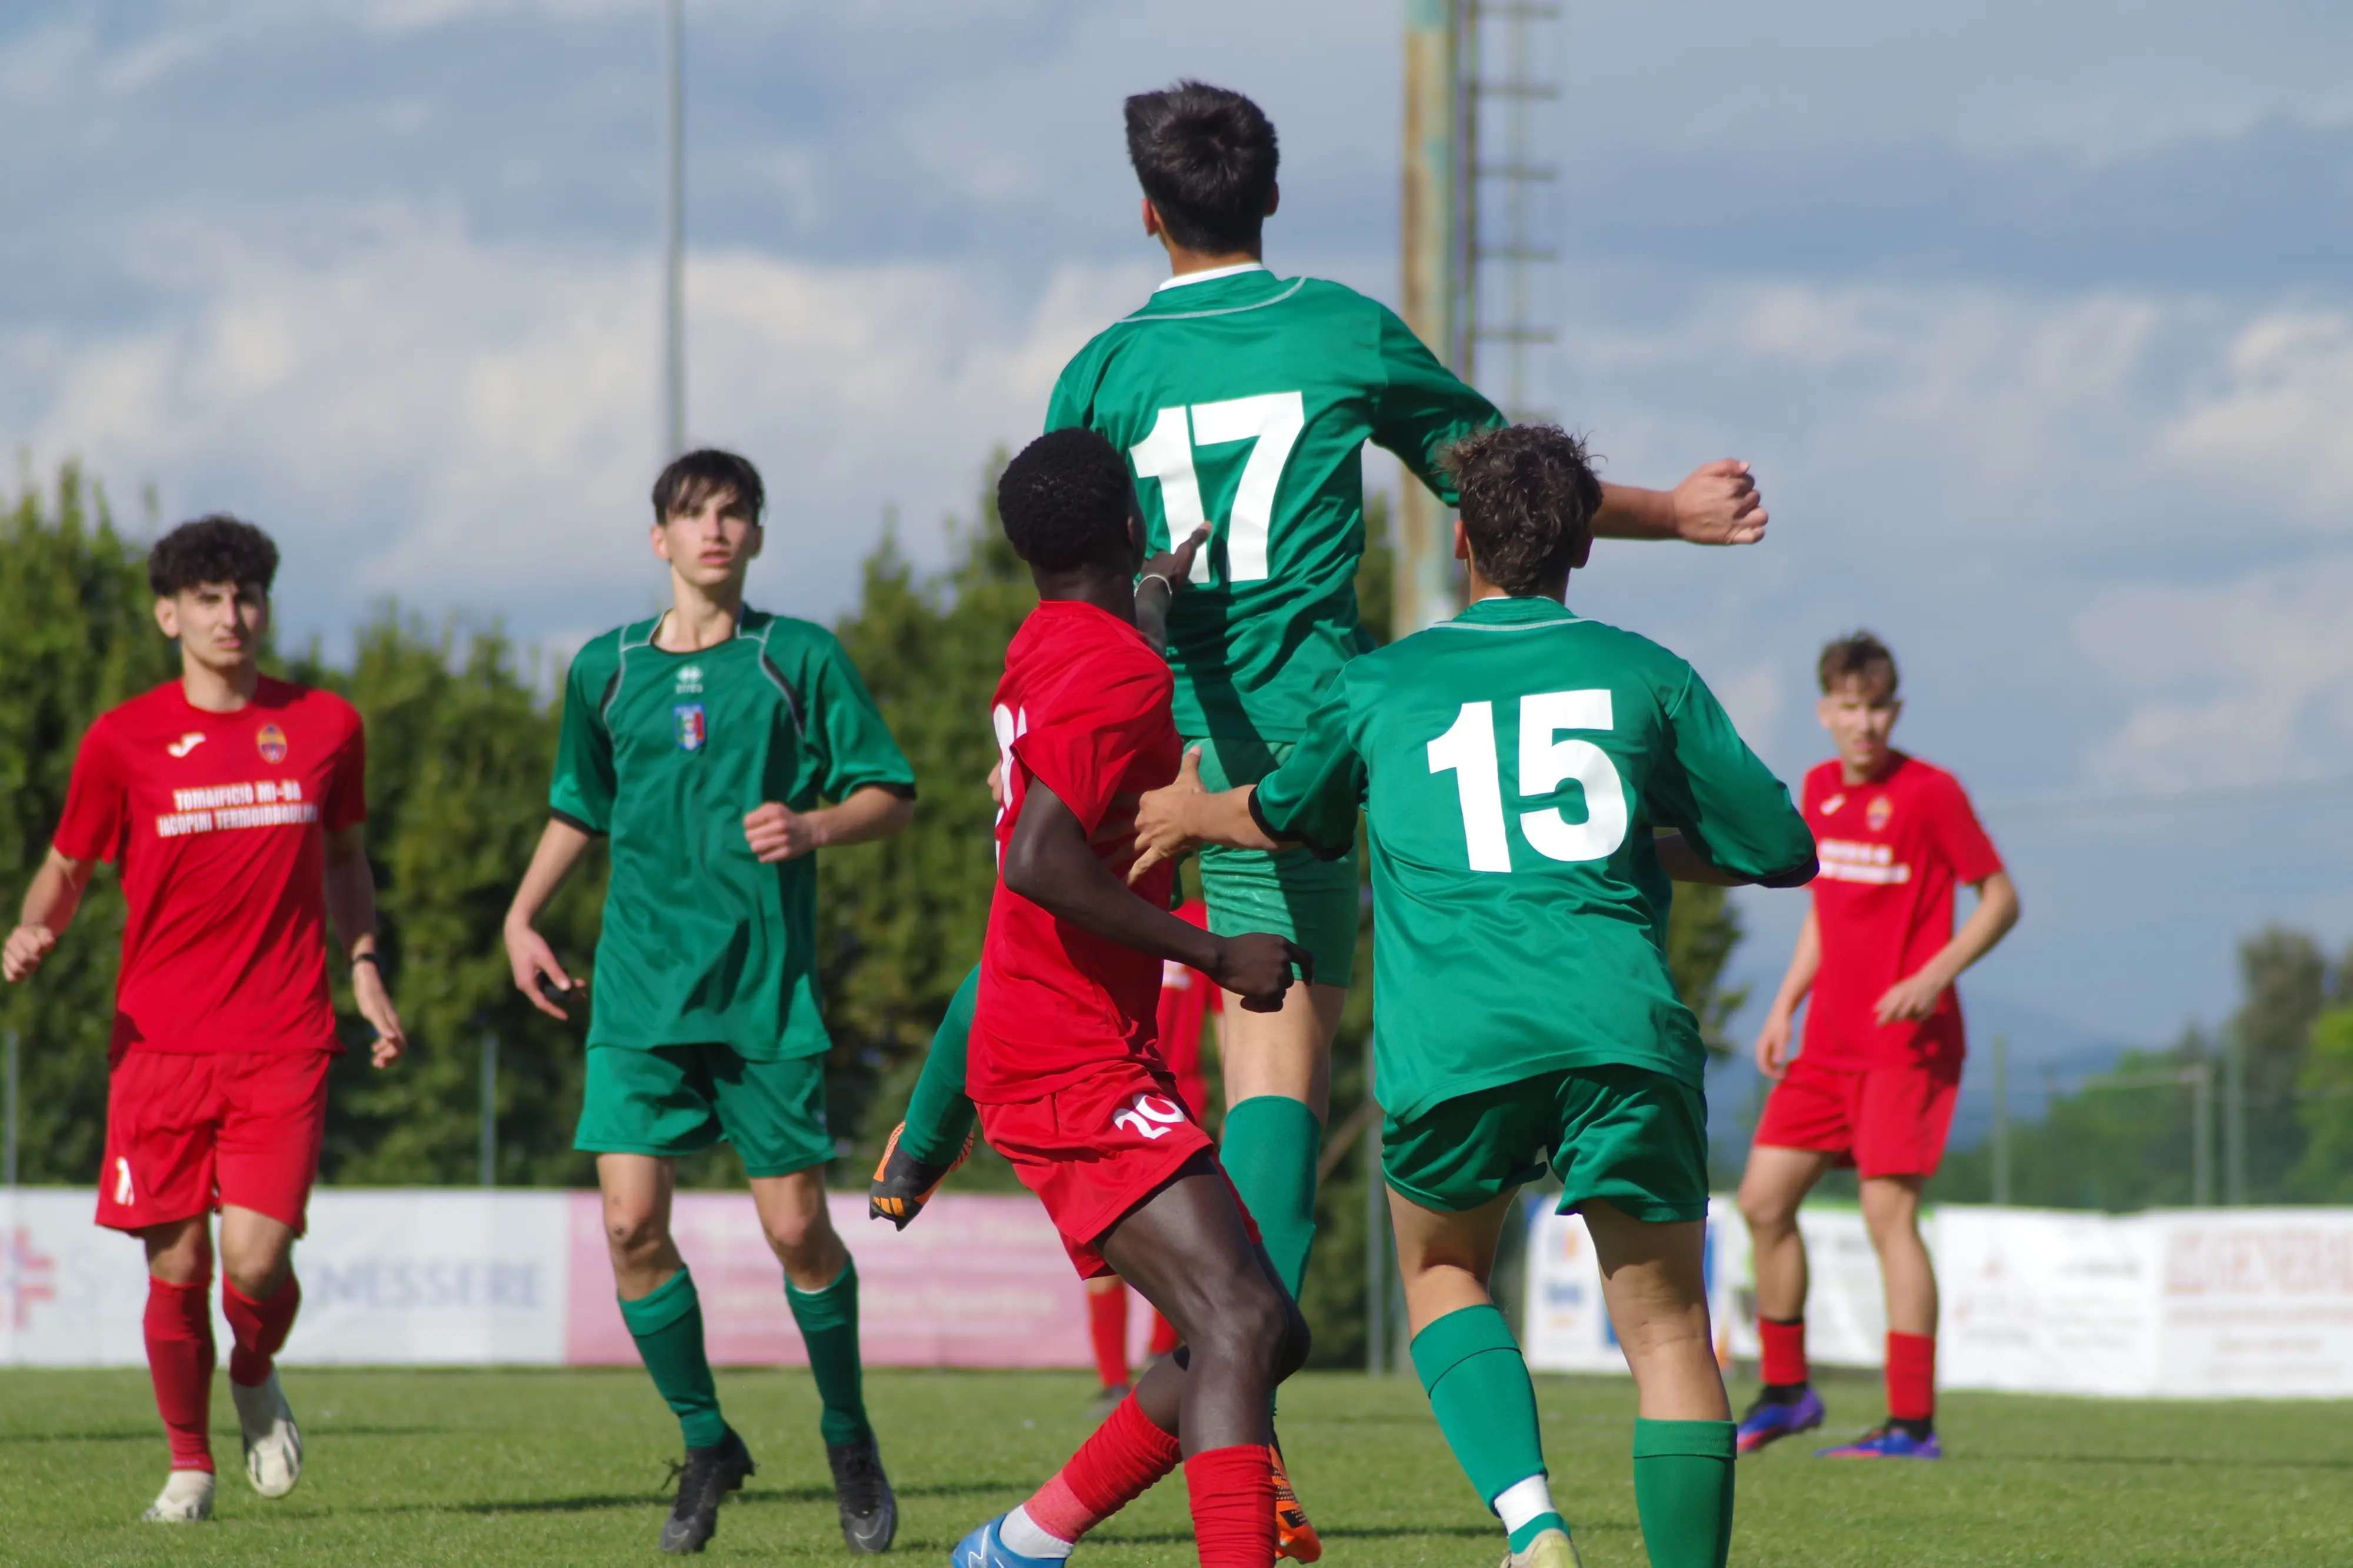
1428;690;1629;872
1128;391;1306;585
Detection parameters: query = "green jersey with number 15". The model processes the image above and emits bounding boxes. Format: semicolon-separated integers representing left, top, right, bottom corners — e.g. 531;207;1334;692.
1252;595;1815;1120
1045;265;1501;742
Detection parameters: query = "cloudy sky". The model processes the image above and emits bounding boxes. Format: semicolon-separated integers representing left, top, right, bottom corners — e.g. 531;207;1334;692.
8;1;2352;1058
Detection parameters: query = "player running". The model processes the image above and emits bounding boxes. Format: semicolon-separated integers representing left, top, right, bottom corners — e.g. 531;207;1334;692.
1735;633;2019;1460
949;428;1310;1568
1131;425;1816;1568
2;515;406;1523
877;79;1769;1328
502;449;916;1555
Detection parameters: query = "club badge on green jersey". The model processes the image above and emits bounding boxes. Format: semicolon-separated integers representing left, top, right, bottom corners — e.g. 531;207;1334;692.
674;703;706;752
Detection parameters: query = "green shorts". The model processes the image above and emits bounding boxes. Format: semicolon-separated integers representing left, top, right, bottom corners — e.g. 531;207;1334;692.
575;1044;833;1177
1382;1064;1709;1223
1189;733;1360;989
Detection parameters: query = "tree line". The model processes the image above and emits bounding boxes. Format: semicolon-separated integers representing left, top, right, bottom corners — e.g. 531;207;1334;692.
0;462;1747;1362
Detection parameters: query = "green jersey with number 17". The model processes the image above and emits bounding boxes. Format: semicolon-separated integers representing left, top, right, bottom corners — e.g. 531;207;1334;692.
1045;265;1501;742
1252;595;1816;1121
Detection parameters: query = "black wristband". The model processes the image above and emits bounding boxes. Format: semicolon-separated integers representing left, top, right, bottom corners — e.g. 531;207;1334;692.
352;951;381;968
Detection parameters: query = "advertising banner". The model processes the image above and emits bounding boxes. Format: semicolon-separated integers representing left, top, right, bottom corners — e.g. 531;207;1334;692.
2155;1208;2353;1398
1939;1205;2158;1396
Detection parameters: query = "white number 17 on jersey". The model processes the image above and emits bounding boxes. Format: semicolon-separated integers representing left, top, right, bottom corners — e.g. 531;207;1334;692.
1128;391;1306;584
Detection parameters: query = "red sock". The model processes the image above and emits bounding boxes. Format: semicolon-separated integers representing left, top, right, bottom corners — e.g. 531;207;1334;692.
1146;1309;1180;1358
1024;1392;1182;1542
1085;1279;1130;1390
224;1275;302;1387
1185;1444;1275;1568
1759;1316;1808;1387
144;1277;216;1473
1885;1331;1935;1422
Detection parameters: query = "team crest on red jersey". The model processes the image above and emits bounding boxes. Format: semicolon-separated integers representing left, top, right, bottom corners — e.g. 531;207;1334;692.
255;723;289;763
1867;795;1894;831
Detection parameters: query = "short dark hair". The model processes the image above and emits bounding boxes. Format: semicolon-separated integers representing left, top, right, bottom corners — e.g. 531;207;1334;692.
147;515;279;598
998;428;1135;573
1447;425;1604;596
1124;81;1279;253
1818;632;1899;697
652;449;764;525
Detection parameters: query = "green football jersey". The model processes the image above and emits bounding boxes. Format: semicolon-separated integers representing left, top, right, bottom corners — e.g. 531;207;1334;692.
1045;264;1501;742
1252;594;1814;1120
549;608;915;1061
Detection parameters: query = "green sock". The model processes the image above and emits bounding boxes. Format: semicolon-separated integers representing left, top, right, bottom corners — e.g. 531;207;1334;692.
1412;1305;1562;1547
1631;1419;1736;1568
617;1268;726;1451
1220;1095;1322;1296
788;1257;873;1447
900;966;979;1166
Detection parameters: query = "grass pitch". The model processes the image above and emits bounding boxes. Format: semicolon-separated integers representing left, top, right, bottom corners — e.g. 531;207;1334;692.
2;1365;2346;1566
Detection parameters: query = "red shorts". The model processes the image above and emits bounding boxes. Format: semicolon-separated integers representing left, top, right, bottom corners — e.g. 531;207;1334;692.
1752;1049;1962;1179
98;1049;332;1234
976;1059;1248;1279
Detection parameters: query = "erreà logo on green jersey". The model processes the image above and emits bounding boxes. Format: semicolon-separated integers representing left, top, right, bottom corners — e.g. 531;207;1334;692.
675;663;703;693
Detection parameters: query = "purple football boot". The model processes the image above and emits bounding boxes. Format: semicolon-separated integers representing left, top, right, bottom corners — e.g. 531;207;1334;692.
1817;1423;1942;1459
1735;1387;1826;1454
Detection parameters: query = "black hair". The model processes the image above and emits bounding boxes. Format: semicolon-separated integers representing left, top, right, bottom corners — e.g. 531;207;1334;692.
1447;425;1604;596
1819;631;1899;698
1124;81;1279;253
652;448;765;525
147;515;279;598
998;428;1136;573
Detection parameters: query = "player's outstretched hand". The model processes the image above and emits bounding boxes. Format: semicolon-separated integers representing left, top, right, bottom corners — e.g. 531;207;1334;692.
2;923;56;983
506;919;579;1020
1671;459;1768;545
1215;932;1311;1013
744;801;821;862
1128;746;1208;886
1754;1008;1795;1080
1874;970;1948;1025
1140;525;1211;592
353;960;408;1069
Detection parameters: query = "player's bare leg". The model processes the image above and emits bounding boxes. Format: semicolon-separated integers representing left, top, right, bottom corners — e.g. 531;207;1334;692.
212;1207;304;1500
600;1153;754;1554
957;1163;1308;1568
1390;1189;1580;1568
1733;1145;1837;1452
752;1168;894;1552
1821;1173;1944;1459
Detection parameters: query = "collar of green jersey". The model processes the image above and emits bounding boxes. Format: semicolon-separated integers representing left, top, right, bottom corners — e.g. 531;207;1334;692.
1445;594;1579;629
1128;265;1291;319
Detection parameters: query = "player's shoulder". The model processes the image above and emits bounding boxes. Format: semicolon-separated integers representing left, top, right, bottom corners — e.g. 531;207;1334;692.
741;608;856;673
87;680;182;735
262;677;362;736
1891;751;1973;802
565;620;648;683
1801;758;1845;797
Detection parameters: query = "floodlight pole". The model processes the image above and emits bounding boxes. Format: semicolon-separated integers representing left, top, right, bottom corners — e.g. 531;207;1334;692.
1397;0;1465;642
661;0;686;459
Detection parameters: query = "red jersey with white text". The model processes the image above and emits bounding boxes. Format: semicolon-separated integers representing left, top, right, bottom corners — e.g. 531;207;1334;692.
53;678;366;1061
969;600;1181;1105
1155;898;1221;1116
1800;752;2001;1069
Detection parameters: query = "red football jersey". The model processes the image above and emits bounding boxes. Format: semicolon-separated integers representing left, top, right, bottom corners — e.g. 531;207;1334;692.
1155;899;1220;1117
53;678;366;1061
1799;752;2002;1069
969;600;1181;1105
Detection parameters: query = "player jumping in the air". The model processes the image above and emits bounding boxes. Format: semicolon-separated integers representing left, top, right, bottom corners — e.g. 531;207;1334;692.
876;78;1768;1347
1131;426;1817;1568
502;450;916;1554
2;516;406;1524
1735;633;2019;1459
950;428;1310;1568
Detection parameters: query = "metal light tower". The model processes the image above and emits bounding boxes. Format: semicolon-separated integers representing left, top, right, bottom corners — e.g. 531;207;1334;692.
661;0;686;459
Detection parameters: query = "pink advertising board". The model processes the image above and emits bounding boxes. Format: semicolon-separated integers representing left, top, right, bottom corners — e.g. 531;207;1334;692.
563;1192;1103;1368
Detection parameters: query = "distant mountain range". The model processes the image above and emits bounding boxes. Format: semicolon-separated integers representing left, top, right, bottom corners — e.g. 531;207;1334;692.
1704;992;2139;1159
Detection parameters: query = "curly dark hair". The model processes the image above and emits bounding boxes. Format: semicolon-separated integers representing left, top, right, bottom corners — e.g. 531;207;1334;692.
998;428;1135;573
1447;425;1604;596
1818;630;1899;697
1125;81;1279;253
146;515;280;598
652;448;765;525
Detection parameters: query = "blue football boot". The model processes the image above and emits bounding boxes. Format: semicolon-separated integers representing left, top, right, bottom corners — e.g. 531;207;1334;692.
1816;1422;1943;1459
952;1515;1066;1568
1735;1386;1826;1454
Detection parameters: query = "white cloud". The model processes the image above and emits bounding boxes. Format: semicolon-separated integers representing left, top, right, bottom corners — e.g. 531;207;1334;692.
2164;309;2353;522
2073;553;2353;789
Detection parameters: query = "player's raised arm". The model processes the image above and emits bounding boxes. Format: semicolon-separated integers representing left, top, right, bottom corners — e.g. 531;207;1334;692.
1592;461;1769;545
2;847;94;983
1132;525;1208;655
